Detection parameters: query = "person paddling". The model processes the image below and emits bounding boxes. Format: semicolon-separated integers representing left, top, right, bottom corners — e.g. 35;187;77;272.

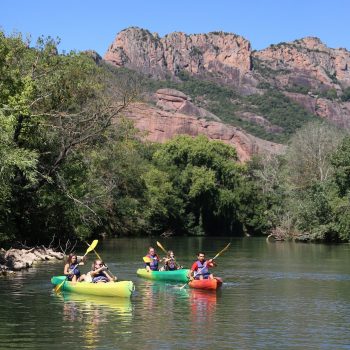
144;247;160;272
163;250;181;271
188;252;216;280
89;259;114;283
64;254;84;282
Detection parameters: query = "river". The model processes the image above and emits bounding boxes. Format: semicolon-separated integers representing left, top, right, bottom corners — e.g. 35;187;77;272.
0;237;349;349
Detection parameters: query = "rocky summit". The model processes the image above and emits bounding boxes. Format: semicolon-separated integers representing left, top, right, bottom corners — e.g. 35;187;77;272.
104;27;350;160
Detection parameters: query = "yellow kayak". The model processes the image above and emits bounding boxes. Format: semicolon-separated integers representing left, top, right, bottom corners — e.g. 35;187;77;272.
51;276;134;298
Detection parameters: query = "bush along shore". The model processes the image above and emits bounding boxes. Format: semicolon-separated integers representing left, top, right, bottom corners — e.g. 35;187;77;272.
0;246;64;276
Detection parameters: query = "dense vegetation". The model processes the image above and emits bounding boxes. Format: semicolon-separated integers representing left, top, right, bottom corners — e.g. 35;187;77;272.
0;32;267;244
250;122;350;242
1;32;350;244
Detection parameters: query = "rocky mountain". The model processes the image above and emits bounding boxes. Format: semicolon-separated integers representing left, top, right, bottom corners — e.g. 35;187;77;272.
124;89;286;162
103;27;350;160
104;27;256;93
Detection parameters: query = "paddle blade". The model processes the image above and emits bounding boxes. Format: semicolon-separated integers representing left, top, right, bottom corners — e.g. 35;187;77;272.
143;256;152;263
84;240;102;260
156;241;168;255
85;239;98;255
179;280;190;290
54;279;65;293
212;242;231;260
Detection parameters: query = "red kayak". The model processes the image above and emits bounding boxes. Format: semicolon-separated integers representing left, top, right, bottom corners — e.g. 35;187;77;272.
189;277;223;290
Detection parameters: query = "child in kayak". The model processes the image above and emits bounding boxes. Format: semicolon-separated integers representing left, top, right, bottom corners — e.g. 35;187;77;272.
162;250;181;271
144;247;160;272
64;254;84;282
188;252;216;280
89;259;114;283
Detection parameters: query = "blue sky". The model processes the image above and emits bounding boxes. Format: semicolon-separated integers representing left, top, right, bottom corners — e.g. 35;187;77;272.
1;0;349;55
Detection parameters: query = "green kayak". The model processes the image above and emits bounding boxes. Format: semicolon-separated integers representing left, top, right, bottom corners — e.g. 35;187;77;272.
51;276;134;298
136;268;190;282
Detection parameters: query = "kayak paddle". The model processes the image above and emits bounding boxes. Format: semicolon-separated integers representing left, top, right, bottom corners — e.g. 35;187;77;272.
54;239;98;293
156;241;168;255
180;242;231;290
84;240;117;280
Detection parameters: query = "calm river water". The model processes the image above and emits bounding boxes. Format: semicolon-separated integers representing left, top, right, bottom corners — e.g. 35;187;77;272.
0;237;350;349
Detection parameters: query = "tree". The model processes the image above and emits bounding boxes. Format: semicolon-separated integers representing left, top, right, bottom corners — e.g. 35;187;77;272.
331;137;350;196
148;135;265;236
286;122;344;189
341;87;350;102
0;31;140;242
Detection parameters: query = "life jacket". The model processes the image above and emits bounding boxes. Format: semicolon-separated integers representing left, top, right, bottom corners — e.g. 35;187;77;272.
67;264;81;281
165;258;177;271
194;260;209;279
146;254;159;271
92;271;108;283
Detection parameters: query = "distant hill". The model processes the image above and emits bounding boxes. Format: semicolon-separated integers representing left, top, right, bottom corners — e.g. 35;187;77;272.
100;27;350;160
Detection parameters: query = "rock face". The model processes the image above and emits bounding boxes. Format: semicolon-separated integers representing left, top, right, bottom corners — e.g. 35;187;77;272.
237;112;284;134
284;92;350;128
155;88;220;121
105;27;350;153
254;37;350;89
125;102;285;162
1;247;64;275
104;27;253;87
315;99;350;128
105;28;350;91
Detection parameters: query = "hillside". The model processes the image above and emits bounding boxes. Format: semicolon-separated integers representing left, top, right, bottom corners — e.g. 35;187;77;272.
102;27;350;150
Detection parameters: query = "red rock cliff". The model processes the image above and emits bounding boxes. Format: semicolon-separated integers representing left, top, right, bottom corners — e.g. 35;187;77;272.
125;102;286;162
104;27;253;86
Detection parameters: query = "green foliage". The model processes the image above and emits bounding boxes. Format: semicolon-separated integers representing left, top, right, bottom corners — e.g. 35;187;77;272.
143;167;184;234
147;135;267;236
189;46;202;57
0;31;139;243
285;84;310;95
332;197;350;241
341;87;350;102
319;88;338;100
245;91;318;139
331;137;350;196
250;123;350;242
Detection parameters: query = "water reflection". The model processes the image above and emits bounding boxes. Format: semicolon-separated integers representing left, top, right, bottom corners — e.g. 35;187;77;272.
182;289;217;329
53;292;133;349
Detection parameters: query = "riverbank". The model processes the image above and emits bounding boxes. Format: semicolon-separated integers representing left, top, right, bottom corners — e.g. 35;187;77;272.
0;246;64;276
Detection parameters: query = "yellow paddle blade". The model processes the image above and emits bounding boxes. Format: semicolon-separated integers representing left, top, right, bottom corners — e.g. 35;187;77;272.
85;239;98;255
212;242;231;260
54;279;65;293
156;241;168;255
143;256;152;263
85;240;103;261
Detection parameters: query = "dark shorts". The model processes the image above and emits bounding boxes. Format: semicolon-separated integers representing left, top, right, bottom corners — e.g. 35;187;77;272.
67;274;80;281
194;273;210;280
92;276;109;283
